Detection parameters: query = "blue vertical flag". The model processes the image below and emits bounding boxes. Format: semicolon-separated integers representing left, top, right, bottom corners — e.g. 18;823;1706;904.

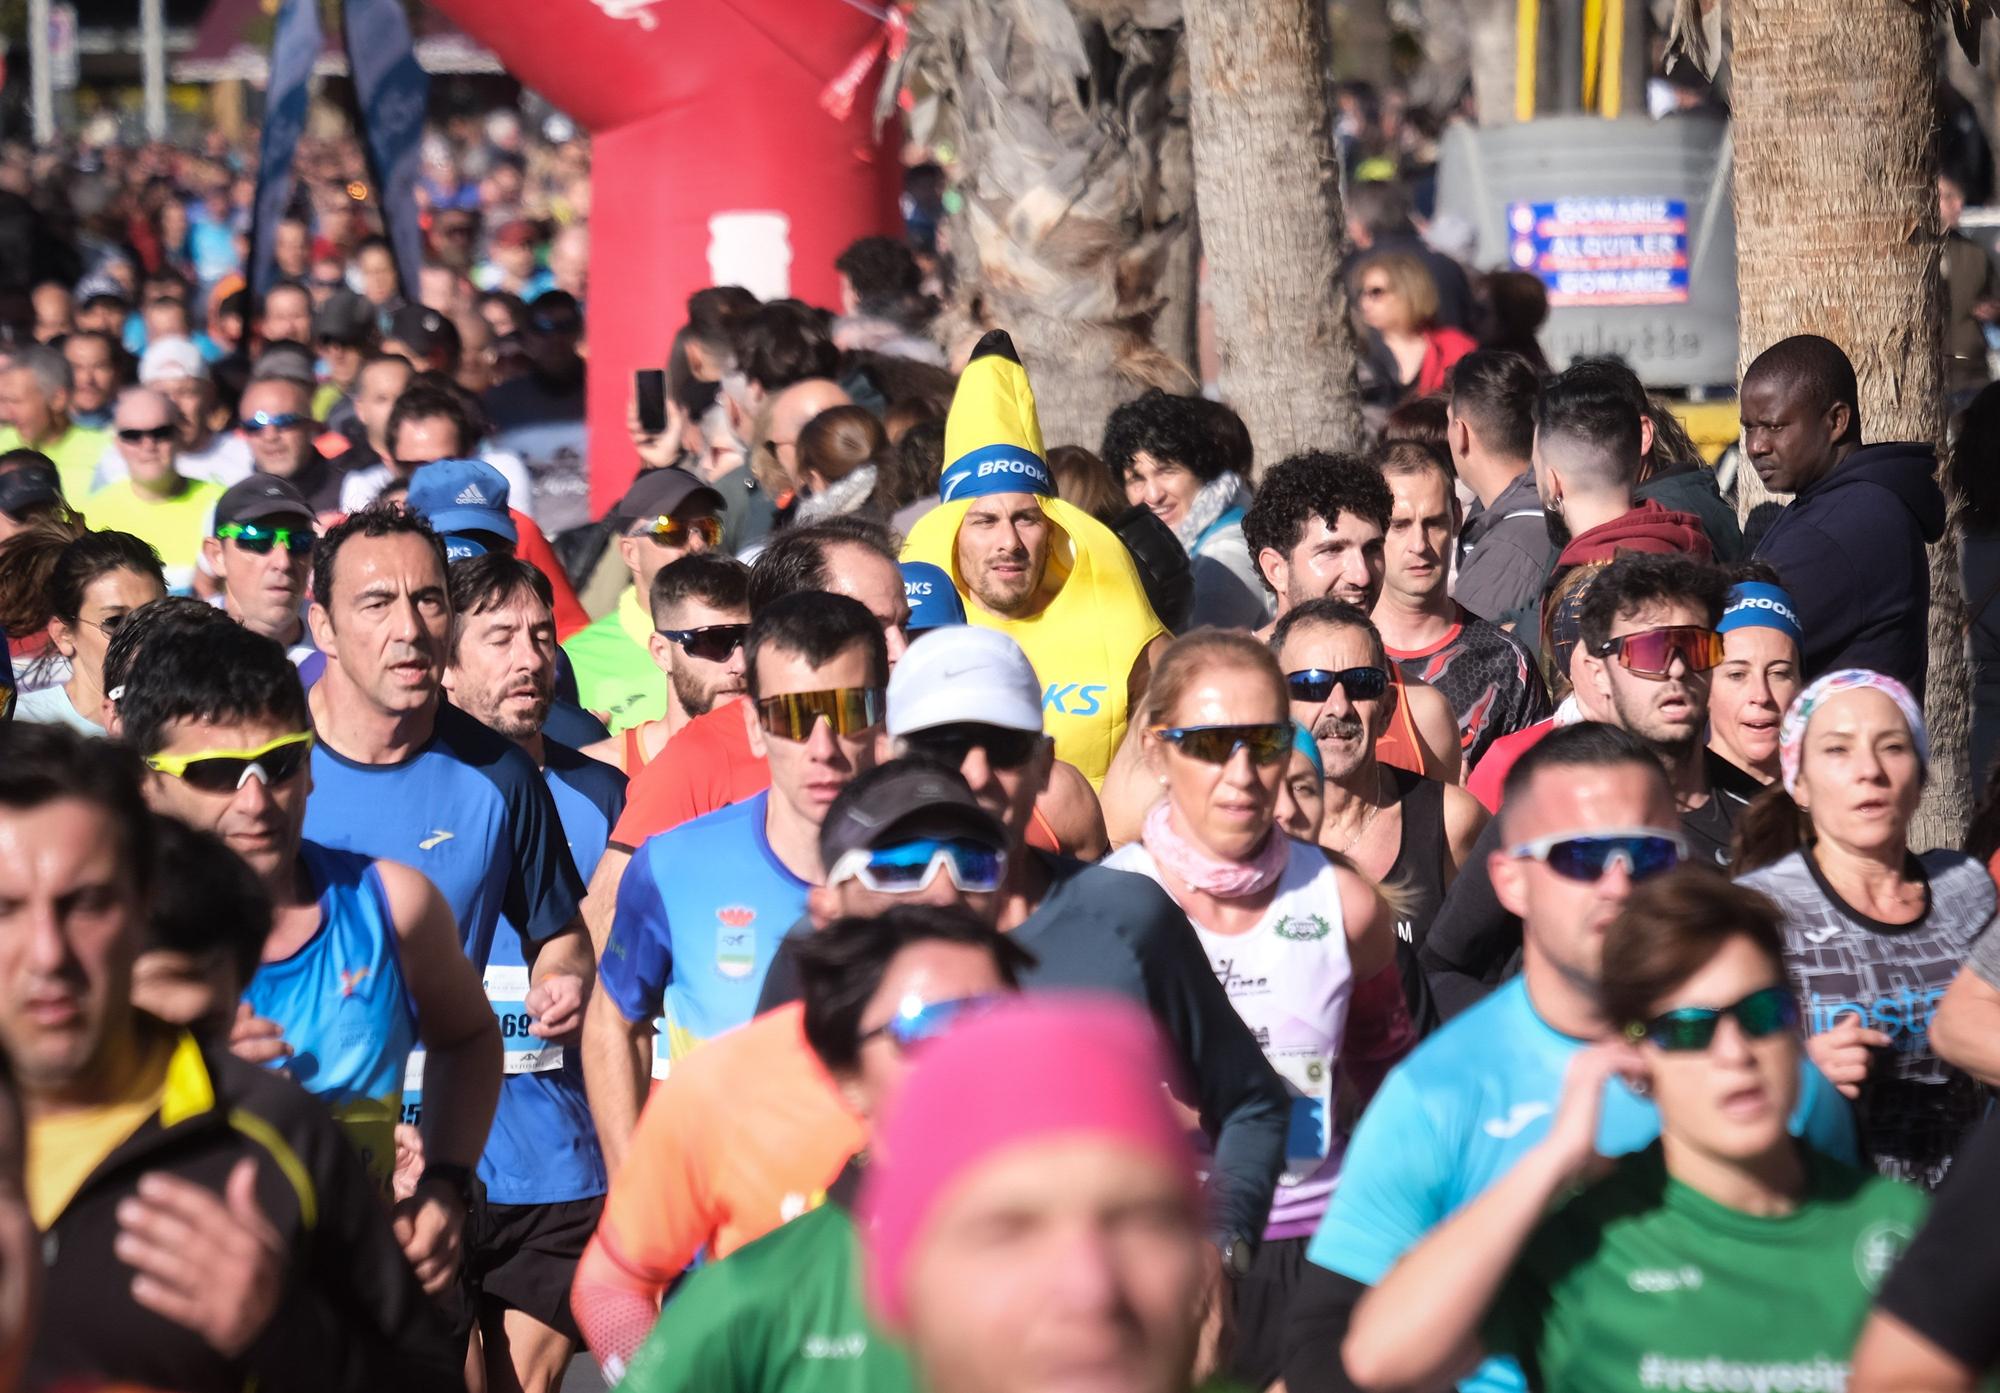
342;0;429;302
248;0;321;300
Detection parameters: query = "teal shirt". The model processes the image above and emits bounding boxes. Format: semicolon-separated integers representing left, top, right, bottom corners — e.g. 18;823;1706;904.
617;1199;914;1393
561;588;664;733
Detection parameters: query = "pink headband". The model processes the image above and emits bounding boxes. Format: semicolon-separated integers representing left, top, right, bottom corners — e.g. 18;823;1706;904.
856;995;1200;1329
1777;668;1929;796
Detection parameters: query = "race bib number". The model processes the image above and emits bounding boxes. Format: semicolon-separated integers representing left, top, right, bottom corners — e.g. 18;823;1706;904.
485;964;564;1075
1273;1049;1333;1184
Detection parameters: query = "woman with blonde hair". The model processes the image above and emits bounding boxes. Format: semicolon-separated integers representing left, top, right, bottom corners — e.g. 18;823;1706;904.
1356;250;1477;405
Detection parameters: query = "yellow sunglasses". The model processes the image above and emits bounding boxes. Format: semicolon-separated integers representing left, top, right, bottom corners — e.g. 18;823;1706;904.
145;731;316;793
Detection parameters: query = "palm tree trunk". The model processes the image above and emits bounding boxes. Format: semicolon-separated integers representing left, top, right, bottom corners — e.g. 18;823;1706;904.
1731;0;1968;846
1185;0;1368;465
908;0;1195;448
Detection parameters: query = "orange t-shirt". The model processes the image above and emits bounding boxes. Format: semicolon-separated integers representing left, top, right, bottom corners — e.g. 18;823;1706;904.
1374;664;1437;778
588;1003;865;1283
609;702;769;850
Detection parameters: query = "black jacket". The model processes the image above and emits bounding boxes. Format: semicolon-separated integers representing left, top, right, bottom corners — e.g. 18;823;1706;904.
29;1028;463;1393
1754;442;1945;692
1635;461;1745;562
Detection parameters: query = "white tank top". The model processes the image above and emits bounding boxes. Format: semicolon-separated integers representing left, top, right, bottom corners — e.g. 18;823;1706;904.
1105;835;1353;1237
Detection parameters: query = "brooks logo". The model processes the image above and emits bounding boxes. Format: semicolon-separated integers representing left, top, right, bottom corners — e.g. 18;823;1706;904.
419;829;455;850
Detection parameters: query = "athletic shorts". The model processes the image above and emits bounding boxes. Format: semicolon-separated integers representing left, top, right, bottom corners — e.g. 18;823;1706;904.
467;1194;605;1341
1230;1233;1310;1391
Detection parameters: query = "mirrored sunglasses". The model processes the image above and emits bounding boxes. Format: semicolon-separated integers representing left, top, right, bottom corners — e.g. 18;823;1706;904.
827;838;1007;895
634;514;722;548
243;411;309;434
1154;722;1293;766
858;993;1005;1051
755;686;885;742
1508;827;1687;883
1631;985;1800;1052
656;623;746;663
1589;625;1724;680
217;521;314;556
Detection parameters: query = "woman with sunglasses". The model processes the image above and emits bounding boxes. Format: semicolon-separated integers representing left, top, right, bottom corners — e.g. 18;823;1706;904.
0;519;166;735
1353;251;1476;410
1104;629;1410;1391
1734;671;1995;1187
1346;869;1926;1393
1708;575;1805;786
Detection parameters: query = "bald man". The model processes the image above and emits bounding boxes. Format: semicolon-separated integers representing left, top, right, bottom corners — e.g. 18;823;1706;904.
1743;334;1943;690
762;378;852;499
84;388;226;592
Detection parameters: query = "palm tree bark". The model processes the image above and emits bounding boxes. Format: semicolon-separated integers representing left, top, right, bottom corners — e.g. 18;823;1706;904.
1185;0;1367;465
1731;0;1969;845
907;0;1195;448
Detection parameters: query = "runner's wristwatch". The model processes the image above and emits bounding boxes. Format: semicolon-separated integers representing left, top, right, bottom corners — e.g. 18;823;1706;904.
1219;1234;1253;1279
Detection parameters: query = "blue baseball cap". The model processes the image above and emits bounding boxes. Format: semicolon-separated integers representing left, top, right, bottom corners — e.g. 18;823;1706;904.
407;459;518;544
901;561;966;632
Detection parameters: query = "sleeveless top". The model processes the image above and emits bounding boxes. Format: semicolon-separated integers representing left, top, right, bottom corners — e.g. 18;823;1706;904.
1383;767;1448;1032
624;721;652;772
1103;836;1353;1237
1374;664;1439;778
243;840;415;1193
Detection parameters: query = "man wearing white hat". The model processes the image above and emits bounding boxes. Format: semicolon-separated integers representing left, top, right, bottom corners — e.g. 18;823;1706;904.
93;337;254;490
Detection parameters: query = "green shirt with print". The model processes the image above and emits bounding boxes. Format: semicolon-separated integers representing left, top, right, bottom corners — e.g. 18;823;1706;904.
1484;1142;1927;1393
617;1199;913;1393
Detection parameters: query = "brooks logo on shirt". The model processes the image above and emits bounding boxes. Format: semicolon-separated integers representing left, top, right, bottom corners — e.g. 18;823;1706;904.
1482;1101;1551;1138
419;829;455;850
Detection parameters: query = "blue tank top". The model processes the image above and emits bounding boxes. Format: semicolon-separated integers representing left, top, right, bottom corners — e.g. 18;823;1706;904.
244;840;415;1194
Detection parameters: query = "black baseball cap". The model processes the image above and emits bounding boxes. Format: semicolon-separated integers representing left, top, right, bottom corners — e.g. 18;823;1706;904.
819;763;1008;868
611;467;725;525
387;303;462;361
214;475;314;531
0;459;61;519
313;289;378;347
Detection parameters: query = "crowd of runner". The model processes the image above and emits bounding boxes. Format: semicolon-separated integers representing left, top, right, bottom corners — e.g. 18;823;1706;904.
6;113;2000;1393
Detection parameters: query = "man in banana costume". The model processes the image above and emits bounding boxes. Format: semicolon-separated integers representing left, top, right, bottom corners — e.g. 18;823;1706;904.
902;332;1167;788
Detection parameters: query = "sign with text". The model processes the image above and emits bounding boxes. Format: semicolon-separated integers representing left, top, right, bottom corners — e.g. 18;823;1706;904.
1507;197;1690;307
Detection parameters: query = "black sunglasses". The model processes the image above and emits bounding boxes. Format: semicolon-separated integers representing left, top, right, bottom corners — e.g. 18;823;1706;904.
117;425;176;444
657;623;747;663
901;722;1044;771
1286;667;1389;702
1629;986;1800;1052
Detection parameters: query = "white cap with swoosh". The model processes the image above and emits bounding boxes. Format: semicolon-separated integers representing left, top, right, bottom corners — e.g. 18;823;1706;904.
887;625;1044;738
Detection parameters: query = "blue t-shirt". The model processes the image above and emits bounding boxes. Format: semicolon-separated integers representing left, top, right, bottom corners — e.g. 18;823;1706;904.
303;701;584;970
476;740;627;1206
600;791;808;1070
243;840;413;1195
1305;976;1859;1393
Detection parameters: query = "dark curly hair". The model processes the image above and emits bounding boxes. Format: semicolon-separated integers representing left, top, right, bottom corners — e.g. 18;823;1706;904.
733;299;837;393
834;236;925;310
1241;451;1392;592
1577;552;1732;653
1100;388;1227;485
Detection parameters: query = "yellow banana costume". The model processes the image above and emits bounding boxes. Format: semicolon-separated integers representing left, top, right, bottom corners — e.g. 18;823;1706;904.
902;331;1165;786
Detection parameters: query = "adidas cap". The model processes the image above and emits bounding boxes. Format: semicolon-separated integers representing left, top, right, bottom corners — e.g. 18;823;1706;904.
406;459;518;543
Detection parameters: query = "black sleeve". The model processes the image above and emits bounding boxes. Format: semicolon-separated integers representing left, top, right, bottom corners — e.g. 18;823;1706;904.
755;922;808;1013
1418;817;1520;1020
1281;1262;1370;1393
1874;1113;2000;1372
1129;882;1288;1247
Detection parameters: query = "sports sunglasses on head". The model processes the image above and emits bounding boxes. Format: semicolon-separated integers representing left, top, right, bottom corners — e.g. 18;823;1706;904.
1153;722;1293;766
755;686;885;742
1507;827;1687;883
1588;625;1723;680
656;623;747;663
827;837;1007;895
858;993;1005;1051
1630;985;1800;1052
1286;667;1390;702
145;731;316;794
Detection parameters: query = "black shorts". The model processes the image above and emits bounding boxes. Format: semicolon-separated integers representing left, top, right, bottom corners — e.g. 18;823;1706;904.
466;1195;605;1341
1230;1233;1310;1392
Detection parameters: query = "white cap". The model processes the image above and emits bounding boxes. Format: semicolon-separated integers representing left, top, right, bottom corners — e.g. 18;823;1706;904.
888;626;1044;738
139;337;209;385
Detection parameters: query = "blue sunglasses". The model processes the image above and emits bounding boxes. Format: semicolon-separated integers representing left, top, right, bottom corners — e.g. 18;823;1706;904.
858;993;1005;1050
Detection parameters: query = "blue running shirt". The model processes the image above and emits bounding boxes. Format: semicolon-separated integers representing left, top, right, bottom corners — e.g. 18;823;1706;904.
1306;976;1859;1393
476;740;627;1206
600;791;808;1072
243;840;415;1193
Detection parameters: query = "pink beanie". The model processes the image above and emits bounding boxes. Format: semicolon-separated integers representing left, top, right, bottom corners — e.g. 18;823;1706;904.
856;993;1201;1328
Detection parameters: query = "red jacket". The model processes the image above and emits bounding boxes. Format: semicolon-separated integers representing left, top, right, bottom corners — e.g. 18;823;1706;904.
1416;327;1478;396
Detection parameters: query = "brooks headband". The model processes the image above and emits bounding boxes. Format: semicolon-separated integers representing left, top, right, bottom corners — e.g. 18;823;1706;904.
1718;581;1804;648
939;444;1055;502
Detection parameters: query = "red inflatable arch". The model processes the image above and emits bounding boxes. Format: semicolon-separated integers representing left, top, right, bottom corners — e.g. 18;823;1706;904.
423;0;903;513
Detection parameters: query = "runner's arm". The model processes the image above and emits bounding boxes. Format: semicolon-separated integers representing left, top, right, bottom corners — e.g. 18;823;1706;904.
1932;958;2000;1089
583;849;672;1176
1851;1314;1982;1393
1417;817;1519;1019
1439;783;1491;881
376;861;501;1173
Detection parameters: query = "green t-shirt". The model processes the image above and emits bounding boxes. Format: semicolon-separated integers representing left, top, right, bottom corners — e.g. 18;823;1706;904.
1485;1143;1928;1393
562;588;664;734
617;1201;914;1393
